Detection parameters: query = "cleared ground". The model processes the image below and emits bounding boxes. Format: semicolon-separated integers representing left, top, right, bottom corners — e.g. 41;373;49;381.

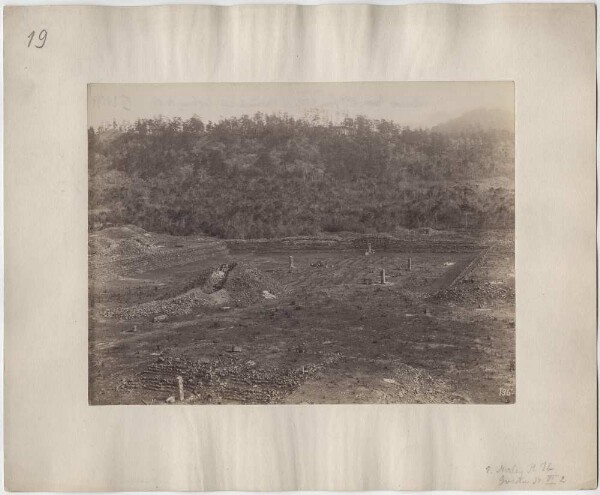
89;227;515;405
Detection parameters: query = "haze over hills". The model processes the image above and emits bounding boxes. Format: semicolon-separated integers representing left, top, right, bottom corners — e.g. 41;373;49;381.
89;83;515;131
432;108;514;135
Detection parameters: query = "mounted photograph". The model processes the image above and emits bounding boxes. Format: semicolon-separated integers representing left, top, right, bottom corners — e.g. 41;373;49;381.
88;82;515;405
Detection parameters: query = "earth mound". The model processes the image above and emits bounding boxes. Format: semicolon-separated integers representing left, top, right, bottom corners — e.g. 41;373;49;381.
103;287;230;320
104;261;284;320
428;280;514;307
221;262;284;306
198;261;284;306
89;225;156;257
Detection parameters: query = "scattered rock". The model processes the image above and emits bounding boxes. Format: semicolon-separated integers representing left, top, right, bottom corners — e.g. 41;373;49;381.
429;282;514;307
153;315;168;323
231;346;242;353
383;378;397;384
262;290;277;299
165;396;176;403
203;263;233;293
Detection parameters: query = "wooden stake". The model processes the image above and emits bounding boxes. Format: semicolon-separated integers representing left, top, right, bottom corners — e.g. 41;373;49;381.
177;376;184;401
380;268;386;284
408;257;412;271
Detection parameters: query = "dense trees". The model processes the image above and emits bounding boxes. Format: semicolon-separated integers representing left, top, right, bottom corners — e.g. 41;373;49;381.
89;113;514;238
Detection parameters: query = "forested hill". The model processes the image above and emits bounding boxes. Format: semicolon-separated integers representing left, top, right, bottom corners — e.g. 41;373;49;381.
88;112;514;239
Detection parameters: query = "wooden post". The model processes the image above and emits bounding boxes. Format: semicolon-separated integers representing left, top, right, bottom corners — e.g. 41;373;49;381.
289;255;295;270
380;268;386;284
367;242;372;254
177;376;184;401
408;257;412;271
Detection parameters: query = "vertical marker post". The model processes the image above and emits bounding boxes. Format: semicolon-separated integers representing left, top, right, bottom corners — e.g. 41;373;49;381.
177;376;184;402
380;269;386;284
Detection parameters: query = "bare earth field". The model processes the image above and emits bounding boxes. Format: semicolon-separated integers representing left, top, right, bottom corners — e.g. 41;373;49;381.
89;227;515;405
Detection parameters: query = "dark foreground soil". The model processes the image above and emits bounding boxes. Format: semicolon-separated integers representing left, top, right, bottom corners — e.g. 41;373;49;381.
89;228;515;405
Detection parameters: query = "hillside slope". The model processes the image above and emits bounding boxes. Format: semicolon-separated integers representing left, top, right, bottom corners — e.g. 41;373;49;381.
432;108;514;135
89;114;514;238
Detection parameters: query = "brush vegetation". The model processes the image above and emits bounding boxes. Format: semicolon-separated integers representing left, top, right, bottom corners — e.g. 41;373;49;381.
89;112;514;238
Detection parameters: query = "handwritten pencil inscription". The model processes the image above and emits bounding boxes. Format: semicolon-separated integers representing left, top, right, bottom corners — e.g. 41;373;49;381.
485;462;566;487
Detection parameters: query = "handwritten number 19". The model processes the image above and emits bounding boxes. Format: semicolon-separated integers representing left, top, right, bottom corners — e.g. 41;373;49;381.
27;29;47;48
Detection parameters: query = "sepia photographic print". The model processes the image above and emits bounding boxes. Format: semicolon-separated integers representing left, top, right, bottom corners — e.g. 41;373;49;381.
88;82;515;405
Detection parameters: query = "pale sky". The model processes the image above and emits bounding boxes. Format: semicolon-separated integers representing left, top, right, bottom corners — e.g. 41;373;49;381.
88;82;514;129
